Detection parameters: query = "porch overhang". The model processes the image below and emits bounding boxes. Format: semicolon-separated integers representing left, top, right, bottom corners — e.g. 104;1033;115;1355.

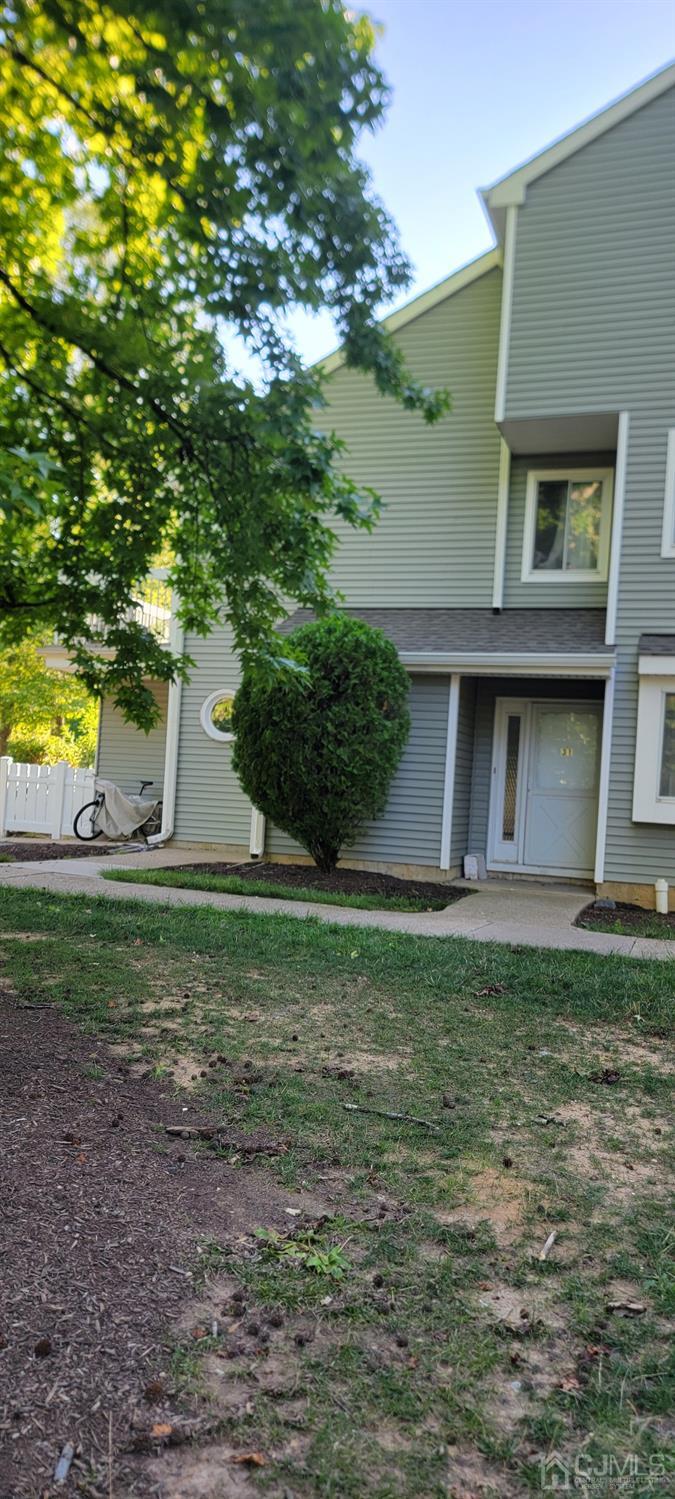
279;607;614;678
399;652;614;678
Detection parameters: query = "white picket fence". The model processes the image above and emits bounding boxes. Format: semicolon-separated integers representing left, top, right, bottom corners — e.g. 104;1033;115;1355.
0;758;95;840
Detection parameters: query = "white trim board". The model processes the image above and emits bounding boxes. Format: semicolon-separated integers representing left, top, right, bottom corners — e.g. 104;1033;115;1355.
318;249;501;376
605;415;629;645
593;667;616;883
402;653;614;677
439;674;460;871
660;428;675;559
494;207;517;422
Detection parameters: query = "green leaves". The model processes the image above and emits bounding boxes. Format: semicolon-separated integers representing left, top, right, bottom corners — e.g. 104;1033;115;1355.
0;1;449;725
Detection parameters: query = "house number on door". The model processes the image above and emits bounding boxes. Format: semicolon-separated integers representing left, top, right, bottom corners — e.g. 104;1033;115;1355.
560;746;574;757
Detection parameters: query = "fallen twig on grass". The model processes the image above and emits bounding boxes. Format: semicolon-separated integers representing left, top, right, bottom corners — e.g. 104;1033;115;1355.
538;1230;557;1261
342;1103;440;1133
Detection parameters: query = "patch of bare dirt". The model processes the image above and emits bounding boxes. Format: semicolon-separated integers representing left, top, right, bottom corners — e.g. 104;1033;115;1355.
0;993;329;1499
446;1445;519;1496
0;840;118;861
475;1281;567;1334
556;1019;674;1072
555;1101;668;1203
435;1165;531;1244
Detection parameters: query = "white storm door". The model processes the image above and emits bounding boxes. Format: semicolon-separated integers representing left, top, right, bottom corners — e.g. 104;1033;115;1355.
489;700;529;865
522;705;601;874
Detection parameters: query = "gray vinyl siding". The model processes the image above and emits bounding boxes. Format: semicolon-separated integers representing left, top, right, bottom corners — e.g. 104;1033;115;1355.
504;86;675;885
323;269;502;606
450;678;476;866
503;453;613;610
96;682;168;796
266;675;450;868
505;90;675;420
605;411;675;883
173;624;252;846
467;678;604;861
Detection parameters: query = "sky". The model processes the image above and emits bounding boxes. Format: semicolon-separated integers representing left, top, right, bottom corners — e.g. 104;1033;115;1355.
285;0;675;367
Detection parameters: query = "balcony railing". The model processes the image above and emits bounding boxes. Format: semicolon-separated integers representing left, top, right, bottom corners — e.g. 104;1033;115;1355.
84;572;173;646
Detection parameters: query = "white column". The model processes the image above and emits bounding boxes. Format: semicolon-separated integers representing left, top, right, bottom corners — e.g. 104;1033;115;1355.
594;667;616;885
440;675;461;871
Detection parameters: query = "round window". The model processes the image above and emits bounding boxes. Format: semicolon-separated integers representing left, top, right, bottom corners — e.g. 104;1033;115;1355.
201;690;235;743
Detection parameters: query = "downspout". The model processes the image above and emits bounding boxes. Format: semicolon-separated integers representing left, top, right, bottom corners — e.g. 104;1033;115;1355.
148;595;184;847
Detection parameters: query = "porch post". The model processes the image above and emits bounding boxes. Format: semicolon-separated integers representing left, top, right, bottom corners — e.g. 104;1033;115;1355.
594;666;616;885
440;674;461;871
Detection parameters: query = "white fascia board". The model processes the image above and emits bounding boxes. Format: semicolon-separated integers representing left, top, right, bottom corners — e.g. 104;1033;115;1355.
401;652;615;677
318;248;502;376
481;62;675;230
639;655;675;676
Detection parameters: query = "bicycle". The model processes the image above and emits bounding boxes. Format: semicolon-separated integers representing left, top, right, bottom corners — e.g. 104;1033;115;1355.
73;779;163;842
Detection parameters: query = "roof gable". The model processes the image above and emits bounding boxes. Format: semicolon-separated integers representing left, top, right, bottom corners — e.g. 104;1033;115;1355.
481;61;675;238
318;248;500;375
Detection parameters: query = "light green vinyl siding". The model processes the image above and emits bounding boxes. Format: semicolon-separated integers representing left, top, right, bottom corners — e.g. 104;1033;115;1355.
96;682;167;796
323;269;502;606
503;454;613;610
266;675;450;868
450;677;476;867
173;624;252;846
505;87;675;885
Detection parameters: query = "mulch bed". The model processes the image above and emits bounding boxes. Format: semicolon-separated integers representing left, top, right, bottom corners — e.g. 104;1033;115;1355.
0;991;294;1498
577;900;675;936
0;841;117;862
173;860;465;906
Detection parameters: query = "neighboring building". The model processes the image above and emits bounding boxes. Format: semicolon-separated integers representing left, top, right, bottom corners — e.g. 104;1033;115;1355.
59;65;675;904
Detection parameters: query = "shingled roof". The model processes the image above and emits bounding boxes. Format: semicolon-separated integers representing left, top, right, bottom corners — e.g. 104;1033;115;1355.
279;608;611;657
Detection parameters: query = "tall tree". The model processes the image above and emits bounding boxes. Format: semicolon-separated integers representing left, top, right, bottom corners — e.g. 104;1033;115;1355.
0;638;98;762
0;0;447;727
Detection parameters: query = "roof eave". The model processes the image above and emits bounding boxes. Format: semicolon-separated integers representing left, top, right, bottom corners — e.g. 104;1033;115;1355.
480;59;675;240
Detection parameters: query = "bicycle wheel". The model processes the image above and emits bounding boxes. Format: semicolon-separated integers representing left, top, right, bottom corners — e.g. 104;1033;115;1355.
73;799;104;841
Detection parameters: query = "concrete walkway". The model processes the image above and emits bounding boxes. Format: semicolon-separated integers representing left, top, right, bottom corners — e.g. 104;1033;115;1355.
1;846;674;960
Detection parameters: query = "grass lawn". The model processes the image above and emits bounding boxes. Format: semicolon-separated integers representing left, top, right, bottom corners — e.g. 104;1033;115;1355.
1;886;673;1497
102;865;453;912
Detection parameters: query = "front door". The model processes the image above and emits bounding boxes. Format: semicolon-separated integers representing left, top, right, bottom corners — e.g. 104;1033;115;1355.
488;699;601;876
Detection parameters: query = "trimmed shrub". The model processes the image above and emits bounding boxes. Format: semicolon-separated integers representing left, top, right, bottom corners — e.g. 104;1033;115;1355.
232;615;410;871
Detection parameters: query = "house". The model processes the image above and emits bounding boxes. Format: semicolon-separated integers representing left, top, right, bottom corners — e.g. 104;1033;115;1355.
58;64;675;905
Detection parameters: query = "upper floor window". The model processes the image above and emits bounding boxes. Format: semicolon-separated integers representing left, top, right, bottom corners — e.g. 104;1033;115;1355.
521;468;613;583
660;429;675;558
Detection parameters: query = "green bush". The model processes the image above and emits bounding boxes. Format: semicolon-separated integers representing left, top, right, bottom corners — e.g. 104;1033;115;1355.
232;615;410;871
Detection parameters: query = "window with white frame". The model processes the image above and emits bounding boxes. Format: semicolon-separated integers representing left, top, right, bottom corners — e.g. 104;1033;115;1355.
660;429;675;558
633;662;675;824
200;690;235;743
521;468;613;583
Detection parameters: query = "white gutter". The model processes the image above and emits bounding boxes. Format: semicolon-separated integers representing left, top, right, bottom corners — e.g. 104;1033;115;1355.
148;595;184;847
